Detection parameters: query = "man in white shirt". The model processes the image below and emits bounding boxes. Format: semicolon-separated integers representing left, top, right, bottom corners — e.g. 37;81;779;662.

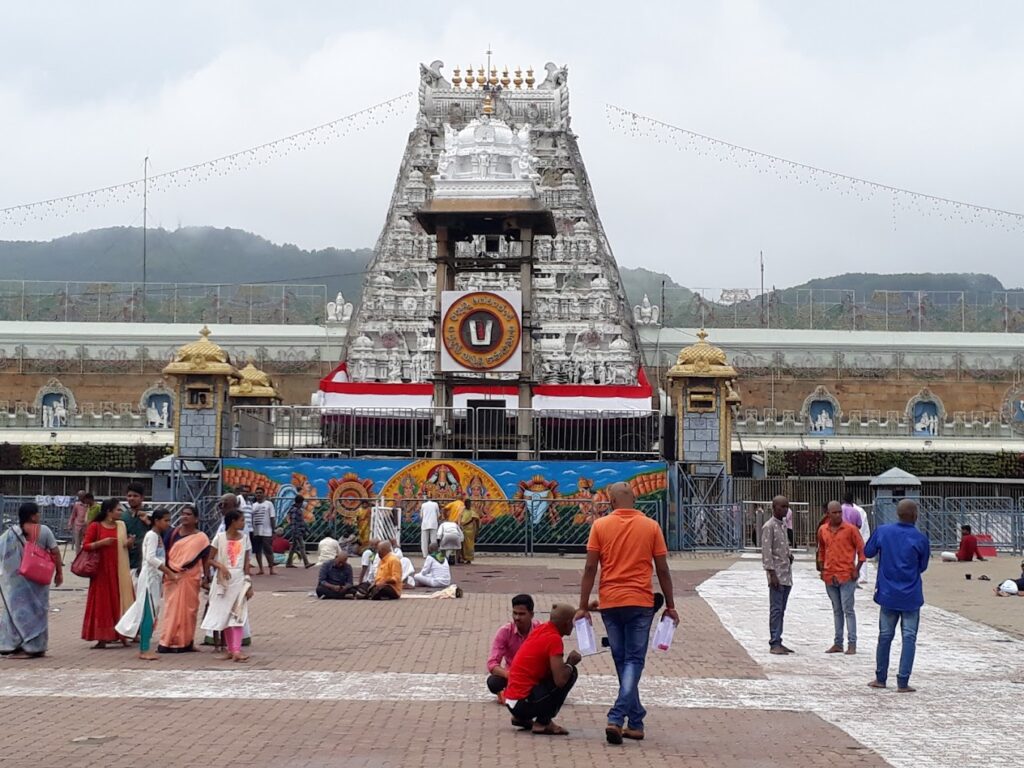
414;543;452;588
391;538;416;587
358;539;381;585
237;484;254;536
438;520;464;564
250;486;276;576
419;497;441;558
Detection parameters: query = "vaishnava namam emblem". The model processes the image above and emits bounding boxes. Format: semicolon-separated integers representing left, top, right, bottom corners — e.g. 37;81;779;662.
442;292;521;371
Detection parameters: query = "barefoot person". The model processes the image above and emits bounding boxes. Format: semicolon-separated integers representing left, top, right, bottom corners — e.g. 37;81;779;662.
866;498;930;693
504;604;583;736
201;510;253;662
817;501;865;655
577;482;678;744
0;502;63;658
486;594;540;702
157;505;209;654
116;509;178;660
762;495;795;655
82;498;135;649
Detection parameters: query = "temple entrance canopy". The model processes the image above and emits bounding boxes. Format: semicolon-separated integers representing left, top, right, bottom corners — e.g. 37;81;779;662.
316;59;651;413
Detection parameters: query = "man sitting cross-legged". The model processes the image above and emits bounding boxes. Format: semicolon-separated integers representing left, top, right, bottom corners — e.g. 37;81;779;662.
504;604;583;736
486;593;540;703
316;552;353;599
414;543;451;588
355;541;403;600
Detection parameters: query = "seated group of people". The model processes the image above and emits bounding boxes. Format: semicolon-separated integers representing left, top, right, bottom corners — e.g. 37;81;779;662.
315;537;453;600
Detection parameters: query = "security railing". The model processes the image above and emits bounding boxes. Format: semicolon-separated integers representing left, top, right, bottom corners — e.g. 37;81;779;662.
0;280;327;324
233;405;661;460
194;495;664;555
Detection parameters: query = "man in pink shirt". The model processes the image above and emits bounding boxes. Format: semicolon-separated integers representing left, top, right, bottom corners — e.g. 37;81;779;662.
486;594;540;703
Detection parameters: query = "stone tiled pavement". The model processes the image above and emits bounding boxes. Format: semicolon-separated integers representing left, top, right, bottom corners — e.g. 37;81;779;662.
2;554;890;767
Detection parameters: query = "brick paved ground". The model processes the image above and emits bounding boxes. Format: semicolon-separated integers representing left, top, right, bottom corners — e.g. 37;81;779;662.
1;554;894;767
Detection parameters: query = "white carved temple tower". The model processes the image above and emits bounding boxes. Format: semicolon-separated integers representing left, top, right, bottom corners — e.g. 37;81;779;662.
317;60;651;412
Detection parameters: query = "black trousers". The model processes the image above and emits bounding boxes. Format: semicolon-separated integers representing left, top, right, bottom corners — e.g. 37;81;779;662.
507;666;578;725
487;674;508;694
251;534;274;568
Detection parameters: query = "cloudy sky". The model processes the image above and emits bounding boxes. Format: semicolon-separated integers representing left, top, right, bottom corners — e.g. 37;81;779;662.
2;1;1024;290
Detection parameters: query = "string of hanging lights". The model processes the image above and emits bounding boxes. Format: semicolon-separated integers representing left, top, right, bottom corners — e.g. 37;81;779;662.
606;103;1024;232
1;92;413;228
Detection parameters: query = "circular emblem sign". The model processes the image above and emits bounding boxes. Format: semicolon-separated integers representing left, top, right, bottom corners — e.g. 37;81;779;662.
442;292;521;371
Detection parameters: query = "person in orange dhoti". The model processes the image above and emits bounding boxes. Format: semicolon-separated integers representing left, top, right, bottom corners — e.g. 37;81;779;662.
157;505;210;654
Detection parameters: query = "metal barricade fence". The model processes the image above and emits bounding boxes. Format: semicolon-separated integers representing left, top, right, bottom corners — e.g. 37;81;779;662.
231;405;662;460
673;503;743;551
740;501;811;548
195;495;666;556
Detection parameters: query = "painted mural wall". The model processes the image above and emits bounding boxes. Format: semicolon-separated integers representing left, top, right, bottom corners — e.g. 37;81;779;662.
222;458;667;549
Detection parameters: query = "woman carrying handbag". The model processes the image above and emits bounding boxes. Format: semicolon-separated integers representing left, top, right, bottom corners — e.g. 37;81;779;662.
0;502;63;658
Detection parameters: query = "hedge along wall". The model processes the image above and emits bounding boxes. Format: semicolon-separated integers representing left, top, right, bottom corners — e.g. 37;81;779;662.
0;443;172;472
767;450;1024;479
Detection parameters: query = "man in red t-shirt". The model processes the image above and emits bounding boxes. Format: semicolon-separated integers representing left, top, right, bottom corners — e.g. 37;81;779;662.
941;525;986;562
504;604;583;735
577;482;678;744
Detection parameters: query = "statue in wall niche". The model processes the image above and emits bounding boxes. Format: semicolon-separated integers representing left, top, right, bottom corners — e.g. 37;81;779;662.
354;358;369;382
386;351;403;383
569;297;582;320
52;397;68;427
402;296;418;314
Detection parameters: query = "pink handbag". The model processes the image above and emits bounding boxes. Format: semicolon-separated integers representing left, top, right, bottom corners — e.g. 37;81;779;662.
17;525;56;586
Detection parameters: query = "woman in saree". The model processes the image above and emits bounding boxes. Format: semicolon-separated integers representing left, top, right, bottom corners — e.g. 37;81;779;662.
200;510;253;662
157;504;209;654
459;498;481;564
0;502;63;658
116;509;176;661
82;497;135;648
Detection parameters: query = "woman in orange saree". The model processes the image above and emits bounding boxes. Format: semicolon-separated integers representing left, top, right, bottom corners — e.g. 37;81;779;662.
157;505;210;654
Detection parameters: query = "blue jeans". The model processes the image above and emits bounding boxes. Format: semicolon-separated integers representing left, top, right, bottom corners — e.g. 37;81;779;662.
768;584;792;648
825;580;857;647
875;608;920;687
602;606;655;729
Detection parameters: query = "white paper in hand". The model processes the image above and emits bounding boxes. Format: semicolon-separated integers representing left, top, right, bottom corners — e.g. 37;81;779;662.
574;617;599;656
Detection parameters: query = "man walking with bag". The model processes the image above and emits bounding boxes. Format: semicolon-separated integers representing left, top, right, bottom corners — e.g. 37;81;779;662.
577;482;678;744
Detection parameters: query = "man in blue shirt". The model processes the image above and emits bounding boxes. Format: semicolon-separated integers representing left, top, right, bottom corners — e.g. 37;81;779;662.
864;498;930;692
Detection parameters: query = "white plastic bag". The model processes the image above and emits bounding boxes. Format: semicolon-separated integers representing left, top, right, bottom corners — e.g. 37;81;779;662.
652;616;676;652
574;617;598;655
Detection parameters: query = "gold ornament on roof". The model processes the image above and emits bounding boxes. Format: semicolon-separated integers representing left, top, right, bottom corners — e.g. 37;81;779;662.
452;67;462;88
229;360;280;400
525;67;535;89
514;66;523;89
476;66;486;87
500;66;510;88
667;329;737;379
163;326;239;376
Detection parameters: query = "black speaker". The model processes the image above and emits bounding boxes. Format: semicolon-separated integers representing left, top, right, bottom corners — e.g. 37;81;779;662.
661;414;676;461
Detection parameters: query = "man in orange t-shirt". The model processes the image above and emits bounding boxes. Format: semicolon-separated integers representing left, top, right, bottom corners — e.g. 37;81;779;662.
576;482;678;745
817;500;865;654
361;541;402;600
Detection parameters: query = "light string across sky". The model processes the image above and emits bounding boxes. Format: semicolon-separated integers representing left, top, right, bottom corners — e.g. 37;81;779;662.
0;92;413;228
606;104;1024;233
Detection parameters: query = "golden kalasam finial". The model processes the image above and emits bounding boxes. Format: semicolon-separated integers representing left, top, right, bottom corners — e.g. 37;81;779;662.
696;328;709;343
514;66;523;89
476;66;486;87
489;66;498;86
452;66;462;88
501;66;510;88
525;67;535;89
482;93;494;115
199;325;212;338
466;65;474;88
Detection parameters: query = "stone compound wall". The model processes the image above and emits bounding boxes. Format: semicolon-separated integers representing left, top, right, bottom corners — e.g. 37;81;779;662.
682;411;722;463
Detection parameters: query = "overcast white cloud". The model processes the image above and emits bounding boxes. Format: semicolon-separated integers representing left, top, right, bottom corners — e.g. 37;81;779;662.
2;1;1024;290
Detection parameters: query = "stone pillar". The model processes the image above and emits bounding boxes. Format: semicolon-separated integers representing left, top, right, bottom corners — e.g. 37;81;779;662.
163;327;239;459
518;225;534;460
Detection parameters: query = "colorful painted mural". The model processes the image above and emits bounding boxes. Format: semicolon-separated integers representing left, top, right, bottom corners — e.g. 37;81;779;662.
222;458;667;549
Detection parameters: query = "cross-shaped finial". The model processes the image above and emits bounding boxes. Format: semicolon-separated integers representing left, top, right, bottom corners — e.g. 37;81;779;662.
696;328;708;342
